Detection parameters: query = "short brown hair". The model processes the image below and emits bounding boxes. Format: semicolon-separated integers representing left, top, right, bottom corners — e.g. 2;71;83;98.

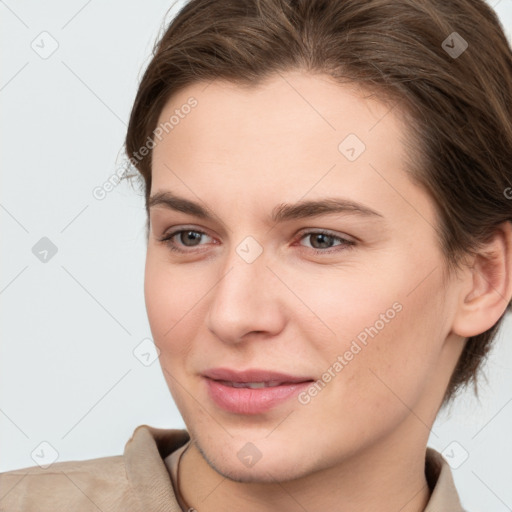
124;0;512;405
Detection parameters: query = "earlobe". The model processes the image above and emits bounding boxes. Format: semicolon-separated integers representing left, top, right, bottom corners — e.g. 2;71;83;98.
452;221;512;338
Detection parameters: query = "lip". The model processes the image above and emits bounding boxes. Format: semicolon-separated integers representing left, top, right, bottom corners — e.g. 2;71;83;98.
202;367;313;384
202;367;314;415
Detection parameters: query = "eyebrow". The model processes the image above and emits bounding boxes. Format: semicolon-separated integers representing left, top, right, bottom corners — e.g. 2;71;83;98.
148;191;384;225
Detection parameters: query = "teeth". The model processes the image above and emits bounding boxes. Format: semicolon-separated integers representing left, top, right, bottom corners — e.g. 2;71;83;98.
222;380;283;388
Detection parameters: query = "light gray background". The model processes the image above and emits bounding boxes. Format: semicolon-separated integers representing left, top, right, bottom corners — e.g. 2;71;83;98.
1;1;511;510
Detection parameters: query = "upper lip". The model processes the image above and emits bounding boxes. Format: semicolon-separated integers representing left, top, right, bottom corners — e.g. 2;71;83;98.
202;367;314;384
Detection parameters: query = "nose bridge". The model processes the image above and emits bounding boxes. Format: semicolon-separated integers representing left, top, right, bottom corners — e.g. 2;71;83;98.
220;233;269;297
206;235;283;342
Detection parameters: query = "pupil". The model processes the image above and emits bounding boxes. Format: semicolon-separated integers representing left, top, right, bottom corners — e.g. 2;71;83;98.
183;231;201;246
312;233;332;249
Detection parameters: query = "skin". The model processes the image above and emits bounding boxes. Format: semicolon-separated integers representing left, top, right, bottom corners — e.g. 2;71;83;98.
144;71;512;512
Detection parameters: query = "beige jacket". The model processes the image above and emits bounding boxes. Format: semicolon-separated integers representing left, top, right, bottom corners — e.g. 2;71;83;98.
0;424;466;511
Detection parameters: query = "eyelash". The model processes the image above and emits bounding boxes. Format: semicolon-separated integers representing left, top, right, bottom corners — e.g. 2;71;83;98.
158;228;356;255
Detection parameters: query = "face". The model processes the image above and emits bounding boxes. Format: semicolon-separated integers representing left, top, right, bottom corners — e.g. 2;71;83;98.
145;71;464;482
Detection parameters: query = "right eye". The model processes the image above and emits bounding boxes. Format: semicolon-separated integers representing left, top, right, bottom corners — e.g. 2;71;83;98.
158;228;215;252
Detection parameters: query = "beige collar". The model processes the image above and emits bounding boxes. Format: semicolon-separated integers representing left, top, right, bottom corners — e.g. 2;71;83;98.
124;424;189;512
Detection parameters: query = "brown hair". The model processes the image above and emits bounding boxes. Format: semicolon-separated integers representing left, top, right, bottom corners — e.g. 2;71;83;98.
124;0;512;405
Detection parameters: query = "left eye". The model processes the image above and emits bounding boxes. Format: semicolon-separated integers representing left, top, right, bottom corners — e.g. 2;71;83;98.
159;229;355;253
298;231;354;252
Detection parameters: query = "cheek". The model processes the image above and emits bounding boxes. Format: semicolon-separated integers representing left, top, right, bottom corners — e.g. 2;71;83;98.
296;258;447;399
143;252;206;412
329;277;446;417
293;288;447;462
278;263;405;349
144;251;205;356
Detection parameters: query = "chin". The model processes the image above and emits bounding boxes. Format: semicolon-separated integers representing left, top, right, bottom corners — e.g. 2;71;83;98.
212;460;309;484
196;440;312;484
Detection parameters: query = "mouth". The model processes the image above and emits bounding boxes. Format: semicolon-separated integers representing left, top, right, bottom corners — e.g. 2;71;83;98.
202;367;314;384
215;380;299;389
202;367;315;414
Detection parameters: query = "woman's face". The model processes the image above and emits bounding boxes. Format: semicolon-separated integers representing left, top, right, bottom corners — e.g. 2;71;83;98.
145;71;465;481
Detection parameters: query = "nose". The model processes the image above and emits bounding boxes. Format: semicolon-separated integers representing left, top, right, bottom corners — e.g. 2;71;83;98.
205;245;286;345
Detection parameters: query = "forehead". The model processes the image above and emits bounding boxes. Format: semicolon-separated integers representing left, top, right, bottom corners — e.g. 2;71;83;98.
153;72;403;163
149;71;435;229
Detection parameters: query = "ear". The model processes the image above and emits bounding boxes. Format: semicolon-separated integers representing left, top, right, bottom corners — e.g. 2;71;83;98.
451;221;512;338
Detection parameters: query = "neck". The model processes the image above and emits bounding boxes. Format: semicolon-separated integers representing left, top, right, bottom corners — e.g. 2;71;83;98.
177;429;431;512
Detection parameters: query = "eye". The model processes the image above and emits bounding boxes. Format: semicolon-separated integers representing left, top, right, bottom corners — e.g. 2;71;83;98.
297;230;355;254
158;227;355;255
158;228;214;252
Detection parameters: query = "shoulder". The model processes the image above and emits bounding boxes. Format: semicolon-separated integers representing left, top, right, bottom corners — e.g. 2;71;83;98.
0;424;190;512
0;454;138;512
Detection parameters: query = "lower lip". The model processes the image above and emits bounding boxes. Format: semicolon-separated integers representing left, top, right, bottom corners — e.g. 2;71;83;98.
204;377;312;414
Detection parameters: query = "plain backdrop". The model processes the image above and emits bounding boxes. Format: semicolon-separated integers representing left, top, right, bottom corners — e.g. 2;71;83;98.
1;1;511;510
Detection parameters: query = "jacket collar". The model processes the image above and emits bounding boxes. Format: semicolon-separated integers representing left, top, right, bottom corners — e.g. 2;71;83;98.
124;424;189;512
424;447;465;511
